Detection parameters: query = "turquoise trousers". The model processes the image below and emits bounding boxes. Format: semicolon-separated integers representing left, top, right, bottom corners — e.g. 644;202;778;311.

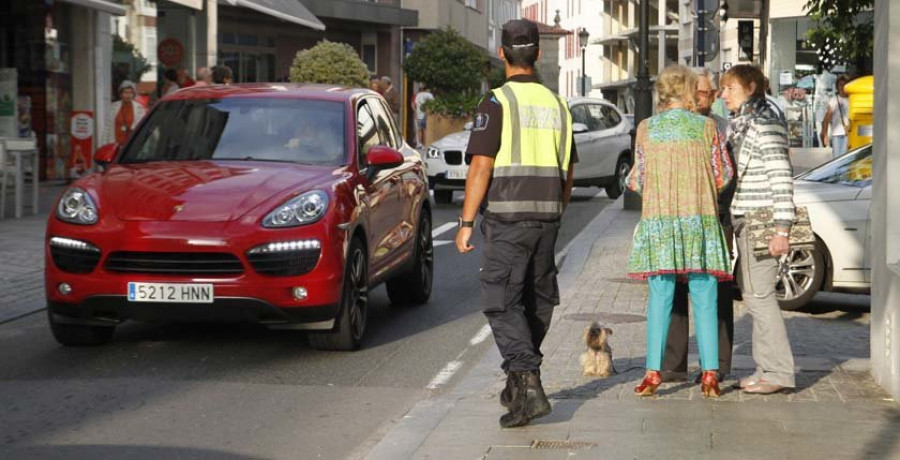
646;274;719;371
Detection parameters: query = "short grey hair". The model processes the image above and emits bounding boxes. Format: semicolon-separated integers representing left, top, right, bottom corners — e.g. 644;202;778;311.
694;67;717;90
381;76;392;86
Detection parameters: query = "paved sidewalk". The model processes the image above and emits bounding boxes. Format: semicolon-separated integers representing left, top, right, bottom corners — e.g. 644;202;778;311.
0;182;67;324
364;198;899;460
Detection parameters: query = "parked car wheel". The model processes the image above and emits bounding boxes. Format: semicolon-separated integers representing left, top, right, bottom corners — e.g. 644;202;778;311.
387;209;434;305
48;311;115;346
309;239;368;351
775;241;826;311
605;155;631;199
434;190;453;204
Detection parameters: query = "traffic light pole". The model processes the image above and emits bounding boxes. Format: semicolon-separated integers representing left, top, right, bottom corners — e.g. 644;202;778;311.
697;0;706;66
624;0;652;211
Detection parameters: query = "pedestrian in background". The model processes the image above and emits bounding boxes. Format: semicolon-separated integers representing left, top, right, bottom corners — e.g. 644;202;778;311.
176;66;195;88
412;85;433;148
369;76;383;94
821;74;851;158
721;64;796;395
456;19;577;428
161;68;180;96
380;76;400;122
626;65;734;399
194;67;212;86
105;80;147;145
661;67;736;384
212;65;234;85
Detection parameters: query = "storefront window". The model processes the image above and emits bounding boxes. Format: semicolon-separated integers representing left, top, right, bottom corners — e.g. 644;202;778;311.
218;32;276;83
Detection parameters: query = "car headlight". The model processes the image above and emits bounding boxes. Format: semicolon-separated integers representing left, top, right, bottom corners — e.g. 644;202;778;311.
263;190;329;228
56;188;99;225
426;147;441;159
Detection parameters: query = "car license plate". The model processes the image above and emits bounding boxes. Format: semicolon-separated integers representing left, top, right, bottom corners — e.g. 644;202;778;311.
127;282;214;304
446;169;467;180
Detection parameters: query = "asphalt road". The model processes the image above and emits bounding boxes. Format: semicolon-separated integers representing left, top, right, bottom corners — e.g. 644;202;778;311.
0;187;612;460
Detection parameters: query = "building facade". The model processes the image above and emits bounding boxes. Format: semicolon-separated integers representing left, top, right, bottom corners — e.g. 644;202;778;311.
521;0;604;100
0;0;122;181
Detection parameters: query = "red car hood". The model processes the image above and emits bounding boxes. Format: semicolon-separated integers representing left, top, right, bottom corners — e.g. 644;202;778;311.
100;161;338;222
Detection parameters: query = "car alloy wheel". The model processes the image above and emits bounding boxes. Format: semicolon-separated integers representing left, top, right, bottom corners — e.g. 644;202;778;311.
775;244;825;311
309;239;368;351
386;210;433;305
346;246;368;342
605;156;631;199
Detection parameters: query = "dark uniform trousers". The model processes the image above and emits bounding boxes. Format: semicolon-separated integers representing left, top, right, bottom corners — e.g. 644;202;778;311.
480;217;560;373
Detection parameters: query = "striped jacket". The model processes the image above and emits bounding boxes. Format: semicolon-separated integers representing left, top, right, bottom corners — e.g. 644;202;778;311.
729;101;796;226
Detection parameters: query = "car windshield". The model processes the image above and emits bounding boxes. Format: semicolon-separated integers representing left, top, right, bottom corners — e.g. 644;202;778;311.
119;98;346;166
796;144;872;188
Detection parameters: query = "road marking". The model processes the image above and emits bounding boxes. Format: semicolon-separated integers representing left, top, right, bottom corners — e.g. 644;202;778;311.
432;222;456;238
426;360;464;389
469;324;492;346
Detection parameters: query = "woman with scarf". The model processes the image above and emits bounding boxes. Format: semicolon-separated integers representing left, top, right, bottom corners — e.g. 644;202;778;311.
105;80;147;146
721;64;796;394
626;65;734;398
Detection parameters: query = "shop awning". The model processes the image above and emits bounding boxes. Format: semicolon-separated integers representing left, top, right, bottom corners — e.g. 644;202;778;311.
220;0;326;31
162;0;204;9
56;0;126;16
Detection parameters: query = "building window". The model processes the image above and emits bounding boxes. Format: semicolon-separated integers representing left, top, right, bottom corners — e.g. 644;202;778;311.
362;44;376;73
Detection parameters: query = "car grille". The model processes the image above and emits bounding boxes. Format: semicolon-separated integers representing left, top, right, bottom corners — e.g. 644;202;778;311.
104;252;244;275
443;150;463;165
51;247;102;274
247;248;321;277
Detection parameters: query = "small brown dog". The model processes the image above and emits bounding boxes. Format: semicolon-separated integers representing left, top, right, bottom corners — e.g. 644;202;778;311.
580;322;613;377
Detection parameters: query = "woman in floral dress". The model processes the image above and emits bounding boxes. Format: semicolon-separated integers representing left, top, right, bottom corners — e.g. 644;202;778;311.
626;65;734;398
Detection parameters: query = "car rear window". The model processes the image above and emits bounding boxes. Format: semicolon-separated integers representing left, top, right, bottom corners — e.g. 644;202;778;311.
120;98;346;166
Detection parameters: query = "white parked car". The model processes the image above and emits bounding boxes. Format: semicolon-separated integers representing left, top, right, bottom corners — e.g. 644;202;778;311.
423;98;633;203
772;144;872;310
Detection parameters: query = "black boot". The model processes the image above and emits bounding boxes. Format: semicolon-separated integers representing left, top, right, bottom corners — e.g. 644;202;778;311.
499;370;552;428
500;372;516;408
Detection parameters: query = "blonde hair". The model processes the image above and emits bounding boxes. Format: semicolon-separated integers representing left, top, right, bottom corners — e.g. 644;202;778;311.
656;65;697;112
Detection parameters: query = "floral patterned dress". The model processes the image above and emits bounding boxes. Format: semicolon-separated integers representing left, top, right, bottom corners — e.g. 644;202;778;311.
625;109;734;281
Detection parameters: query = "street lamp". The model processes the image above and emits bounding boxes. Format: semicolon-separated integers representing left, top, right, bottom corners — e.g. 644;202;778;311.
578;28;590;97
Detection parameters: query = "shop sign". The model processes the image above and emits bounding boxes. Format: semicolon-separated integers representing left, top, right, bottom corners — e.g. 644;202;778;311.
158;38;185;67
69;111;93;179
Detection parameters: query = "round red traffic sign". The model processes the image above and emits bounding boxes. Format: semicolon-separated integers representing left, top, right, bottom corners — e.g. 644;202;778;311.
157;38;184;67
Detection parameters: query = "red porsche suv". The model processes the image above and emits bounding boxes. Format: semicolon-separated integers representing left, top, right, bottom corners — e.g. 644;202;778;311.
45;84;433;350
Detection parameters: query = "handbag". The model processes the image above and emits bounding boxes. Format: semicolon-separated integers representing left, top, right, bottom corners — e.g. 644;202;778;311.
744;206;816;256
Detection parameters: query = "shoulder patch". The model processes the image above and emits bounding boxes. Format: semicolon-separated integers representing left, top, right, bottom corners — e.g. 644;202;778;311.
473;112;491;131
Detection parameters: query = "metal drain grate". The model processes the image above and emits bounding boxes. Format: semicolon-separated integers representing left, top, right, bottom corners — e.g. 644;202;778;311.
564;312;647;324
531;440;597;450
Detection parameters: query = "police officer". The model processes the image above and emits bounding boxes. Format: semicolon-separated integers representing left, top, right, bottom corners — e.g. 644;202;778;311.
455;19;576;429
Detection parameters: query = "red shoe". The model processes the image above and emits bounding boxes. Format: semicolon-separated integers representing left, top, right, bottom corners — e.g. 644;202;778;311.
700;371;721;399
634;371;662;397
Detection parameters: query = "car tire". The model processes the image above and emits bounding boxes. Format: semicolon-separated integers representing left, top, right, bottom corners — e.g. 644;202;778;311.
605;155;631;199
434;190;453;204
309;238;368;351
47;311;115;346
386;209;434;306
776;241;826;311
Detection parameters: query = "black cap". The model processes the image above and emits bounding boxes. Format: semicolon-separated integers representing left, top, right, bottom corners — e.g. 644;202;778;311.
502;19;540;49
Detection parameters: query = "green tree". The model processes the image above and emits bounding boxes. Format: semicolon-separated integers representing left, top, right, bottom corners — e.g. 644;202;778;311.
112;34;151;82
290;40;370;88
804;0;874;73
404;28;488;117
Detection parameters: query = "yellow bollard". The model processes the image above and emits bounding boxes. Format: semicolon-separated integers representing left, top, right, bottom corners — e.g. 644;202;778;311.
844;75;874;150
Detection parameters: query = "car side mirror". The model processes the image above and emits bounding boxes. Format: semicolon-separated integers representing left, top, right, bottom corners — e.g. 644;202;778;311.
573;123;589;134
94;143;119;166
367;146;404;170
463;121;474;131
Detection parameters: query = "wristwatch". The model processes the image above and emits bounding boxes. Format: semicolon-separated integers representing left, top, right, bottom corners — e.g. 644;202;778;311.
776;230;790;238
458;217;475;228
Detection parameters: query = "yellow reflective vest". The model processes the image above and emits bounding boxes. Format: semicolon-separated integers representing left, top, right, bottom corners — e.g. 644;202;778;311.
487;81;573;221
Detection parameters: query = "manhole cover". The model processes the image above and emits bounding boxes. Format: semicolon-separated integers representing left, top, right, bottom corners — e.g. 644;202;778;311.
603;277;645;284
531;440;597;450
564;312;646;324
